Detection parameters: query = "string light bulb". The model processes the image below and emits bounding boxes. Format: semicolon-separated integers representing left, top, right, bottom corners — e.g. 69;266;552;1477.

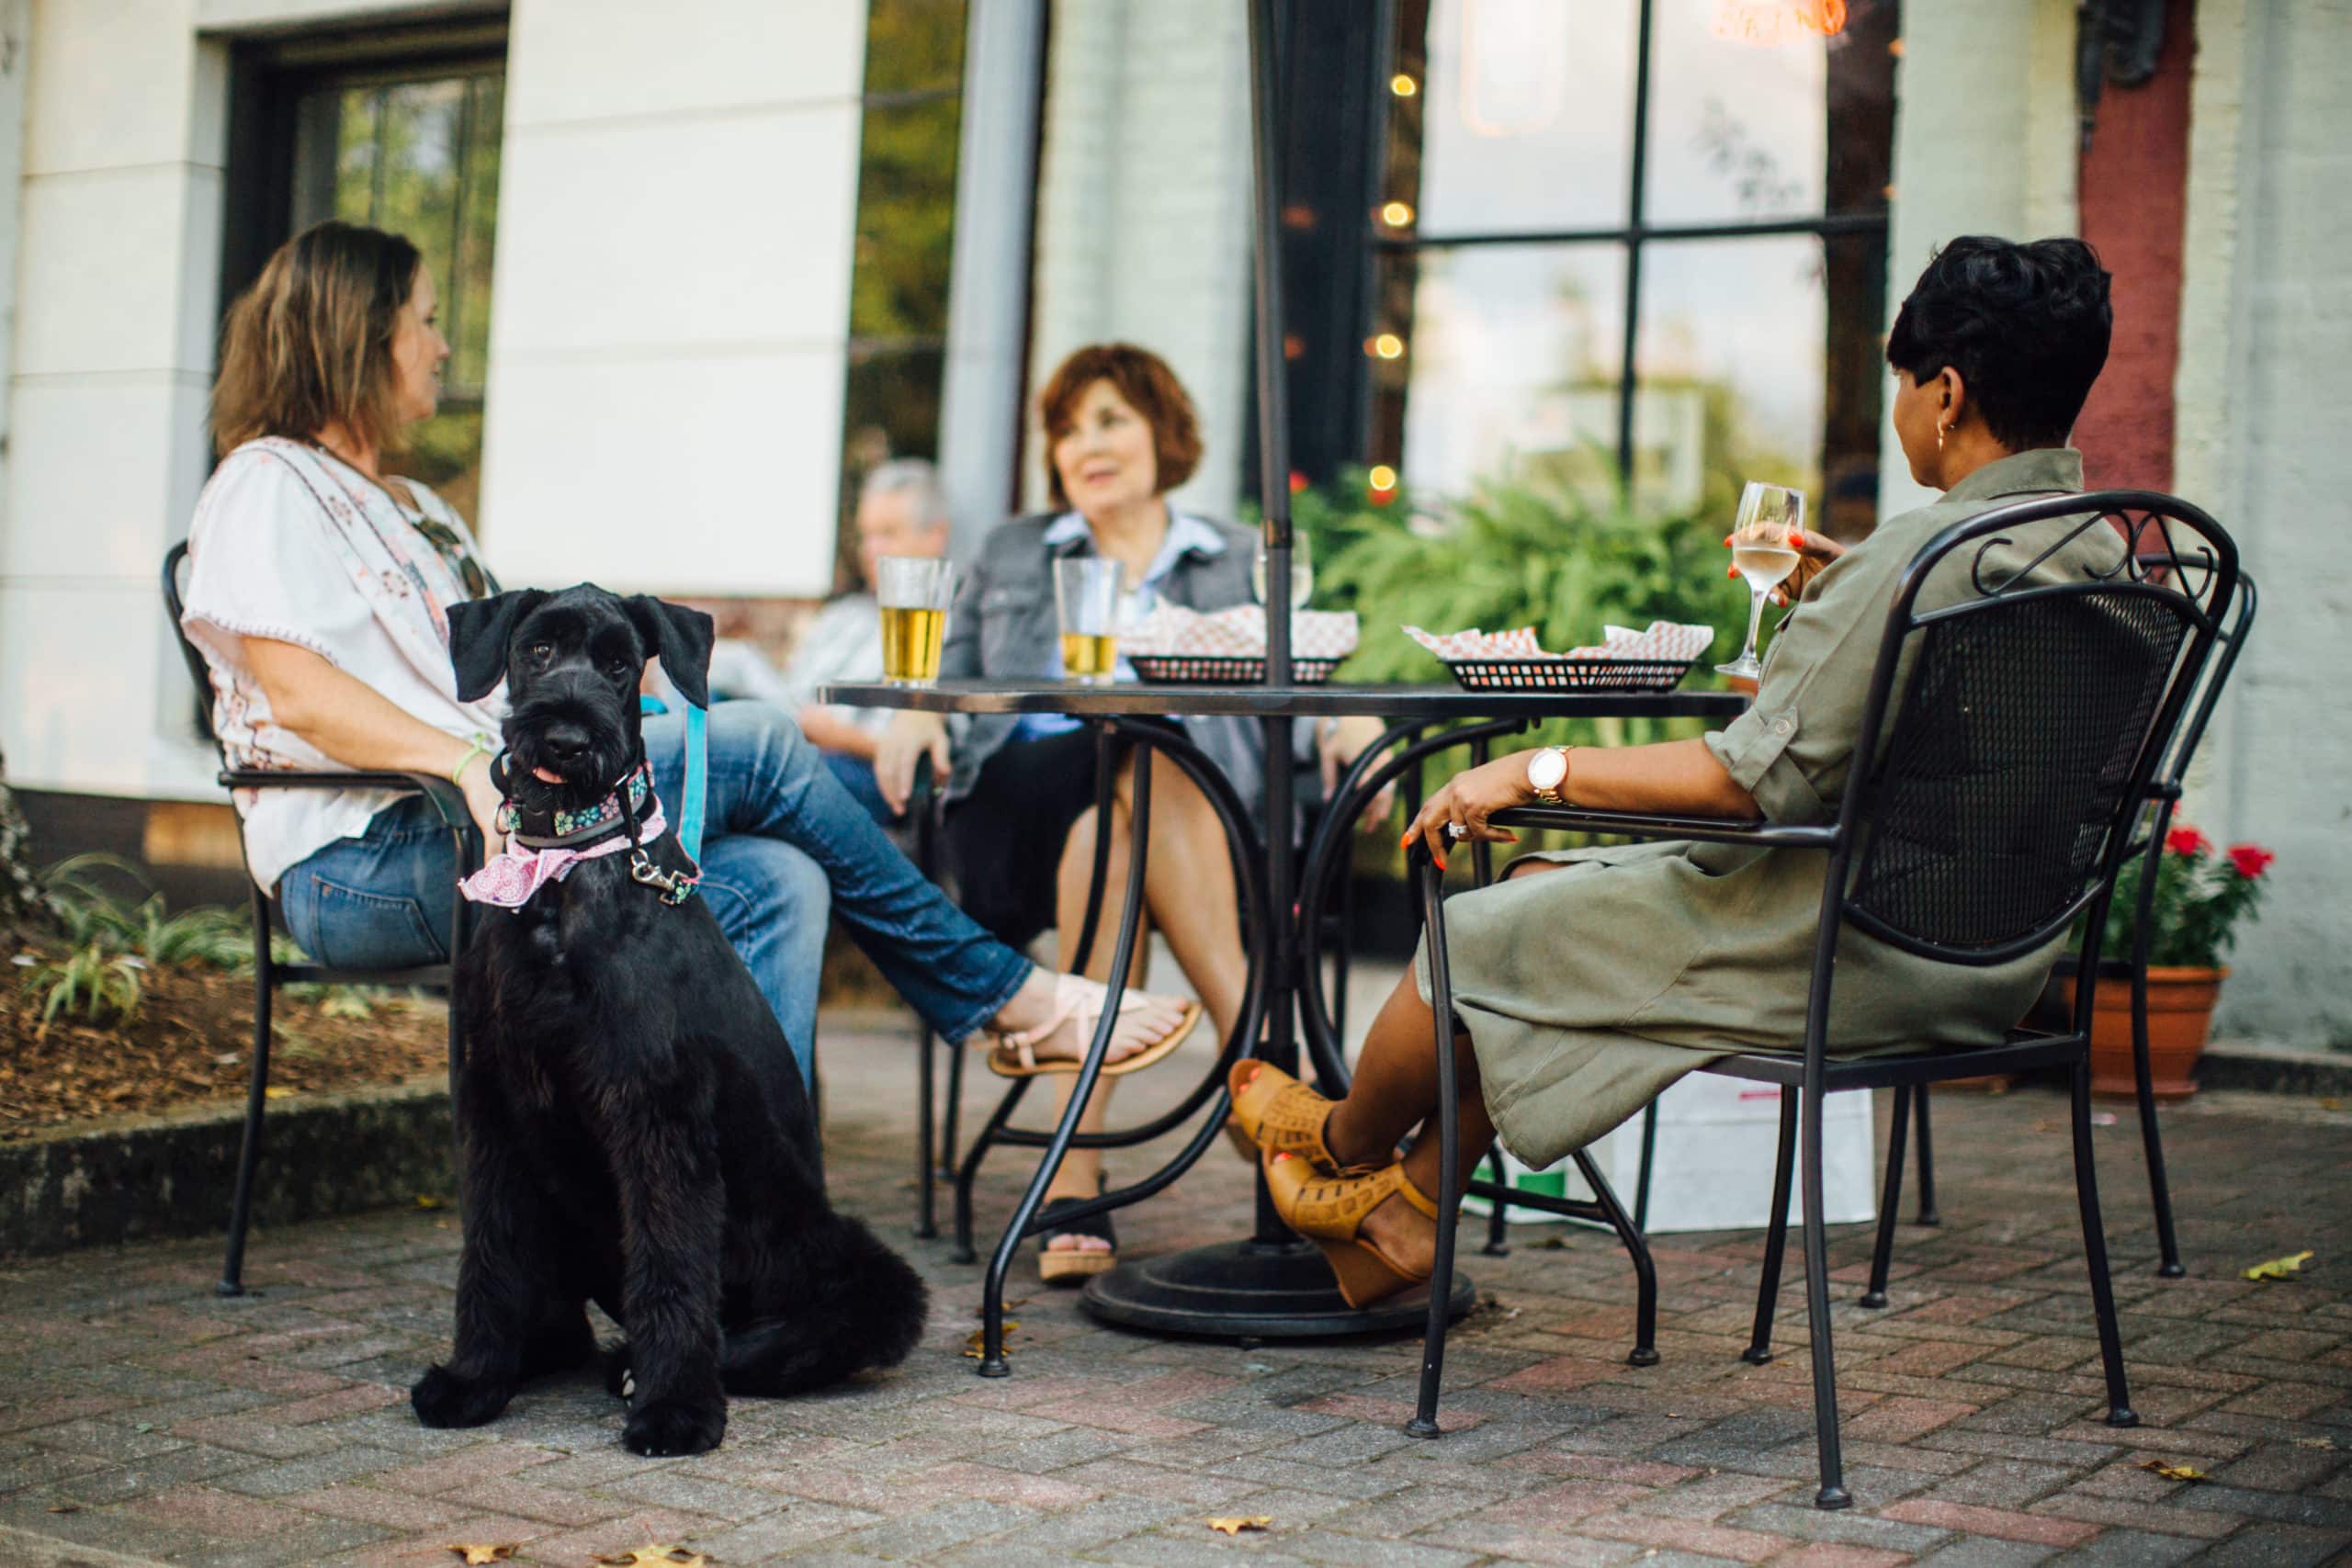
1365;333;1406;360
1390;73;1418;97
1380;200;1415;228
1368;465;1398;491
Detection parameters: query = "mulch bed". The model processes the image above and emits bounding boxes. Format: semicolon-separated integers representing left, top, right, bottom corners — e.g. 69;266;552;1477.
0;963;445;1140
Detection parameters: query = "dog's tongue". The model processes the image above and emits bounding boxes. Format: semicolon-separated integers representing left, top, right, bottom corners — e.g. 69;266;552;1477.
531;765;567;784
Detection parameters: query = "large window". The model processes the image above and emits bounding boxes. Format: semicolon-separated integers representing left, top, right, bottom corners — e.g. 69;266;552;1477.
836;0;969;583
221;22;506;525
1370;0;1896;537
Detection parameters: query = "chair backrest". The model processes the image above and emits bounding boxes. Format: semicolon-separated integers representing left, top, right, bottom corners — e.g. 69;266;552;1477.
2149;570;2256;796
1837;491;2238;966
162;540;226;759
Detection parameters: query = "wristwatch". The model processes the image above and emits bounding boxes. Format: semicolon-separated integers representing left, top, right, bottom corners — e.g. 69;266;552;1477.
1525;745;1571;805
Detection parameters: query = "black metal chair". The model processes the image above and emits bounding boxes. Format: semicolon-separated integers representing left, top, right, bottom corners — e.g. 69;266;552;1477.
162;542;483;1296
1407;492;2240;1508
1860;572;2257;1292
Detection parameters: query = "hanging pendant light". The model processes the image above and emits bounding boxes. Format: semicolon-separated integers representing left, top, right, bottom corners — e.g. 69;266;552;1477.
1711;0;1848;47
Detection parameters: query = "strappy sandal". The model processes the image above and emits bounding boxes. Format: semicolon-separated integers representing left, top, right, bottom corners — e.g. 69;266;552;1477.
1227;1060;1375;1174
1263;1149;1440;1309
1036;1190;1118;1284
987;974;1202;1079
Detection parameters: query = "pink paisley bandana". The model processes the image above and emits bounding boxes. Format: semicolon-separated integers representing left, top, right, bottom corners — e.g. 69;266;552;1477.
459;803;671;908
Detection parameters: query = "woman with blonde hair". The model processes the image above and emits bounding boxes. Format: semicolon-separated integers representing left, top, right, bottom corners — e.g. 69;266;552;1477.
182;221;1196;1100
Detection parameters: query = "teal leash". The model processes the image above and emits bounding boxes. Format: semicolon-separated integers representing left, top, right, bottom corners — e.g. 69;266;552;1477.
639;694;708;865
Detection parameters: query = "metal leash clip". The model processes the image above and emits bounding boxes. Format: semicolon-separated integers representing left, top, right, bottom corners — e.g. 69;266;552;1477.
628;849;696;907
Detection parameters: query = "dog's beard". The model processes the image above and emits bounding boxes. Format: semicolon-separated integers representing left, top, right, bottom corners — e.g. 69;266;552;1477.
503;705;639;813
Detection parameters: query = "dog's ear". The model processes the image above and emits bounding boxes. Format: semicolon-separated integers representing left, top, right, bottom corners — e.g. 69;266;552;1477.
623;595;715;708
447;589;548;703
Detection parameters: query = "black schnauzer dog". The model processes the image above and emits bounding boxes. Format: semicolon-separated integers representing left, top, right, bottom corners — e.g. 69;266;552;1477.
409;584;927;1457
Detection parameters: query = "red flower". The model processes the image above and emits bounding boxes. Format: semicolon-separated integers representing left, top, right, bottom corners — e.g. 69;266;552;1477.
2165;825;2211;857
2227;844;2276;879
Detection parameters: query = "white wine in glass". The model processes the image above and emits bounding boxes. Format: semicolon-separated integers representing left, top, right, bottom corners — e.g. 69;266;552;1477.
1716;481;1806;681
1251;533;1314;609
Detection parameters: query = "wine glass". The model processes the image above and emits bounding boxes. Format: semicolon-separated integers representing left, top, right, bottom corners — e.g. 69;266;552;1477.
1251;531;1314;609
1716;481;1805;681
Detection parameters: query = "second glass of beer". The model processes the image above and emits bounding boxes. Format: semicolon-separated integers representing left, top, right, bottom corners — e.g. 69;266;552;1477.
877;557;952;687
1055;558;1123;684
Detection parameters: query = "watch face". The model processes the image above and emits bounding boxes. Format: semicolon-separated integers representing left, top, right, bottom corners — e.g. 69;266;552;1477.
1528;749;1566;791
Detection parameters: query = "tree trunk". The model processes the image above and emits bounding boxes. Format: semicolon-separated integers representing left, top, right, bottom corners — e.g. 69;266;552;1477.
0;750;57;931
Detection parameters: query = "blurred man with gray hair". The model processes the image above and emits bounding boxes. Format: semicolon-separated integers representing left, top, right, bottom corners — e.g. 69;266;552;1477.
707;458;951;824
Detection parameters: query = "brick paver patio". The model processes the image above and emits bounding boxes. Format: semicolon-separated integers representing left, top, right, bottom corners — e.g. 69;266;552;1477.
3;1022;2347;1566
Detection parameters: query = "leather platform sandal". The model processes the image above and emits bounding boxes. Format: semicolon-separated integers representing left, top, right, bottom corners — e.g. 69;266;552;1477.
1262;1148;1439;1309
1227;1060;1376;1174
1036;1185;1118;1285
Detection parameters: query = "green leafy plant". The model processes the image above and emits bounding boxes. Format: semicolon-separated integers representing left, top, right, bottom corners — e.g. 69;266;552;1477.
39;853;254;971
2088;826;2275;970
30;943;142;1031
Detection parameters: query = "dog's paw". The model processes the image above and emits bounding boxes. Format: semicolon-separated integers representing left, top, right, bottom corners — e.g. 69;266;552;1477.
621;1394;726;1458
410;1365;514;1428
603;1343;634;1401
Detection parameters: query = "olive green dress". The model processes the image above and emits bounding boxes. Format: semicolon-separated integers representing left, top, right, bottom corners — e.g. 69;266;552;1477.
1423;448;2126;1168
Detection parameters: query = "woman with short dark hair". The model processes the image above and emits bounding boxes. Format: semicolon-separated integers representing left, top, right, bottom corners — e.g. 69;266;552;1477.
1226;236;2124;1306
182;221;1198;1100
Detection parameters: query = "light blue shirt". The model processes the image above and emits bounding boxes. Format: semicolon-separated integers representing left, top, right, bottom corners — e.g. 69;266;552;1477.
1013;512;1232;740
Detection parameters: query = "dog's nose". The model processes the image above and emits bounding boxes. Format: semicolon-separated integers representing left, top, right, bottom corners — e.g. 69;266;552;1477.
543;725;592;766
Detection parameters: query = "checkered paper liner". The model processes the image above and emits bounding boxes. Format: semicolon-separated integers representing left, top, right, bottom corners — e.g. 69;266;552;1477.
1123;604;1360;660
1127;654;1342;685
1405;619;1715;693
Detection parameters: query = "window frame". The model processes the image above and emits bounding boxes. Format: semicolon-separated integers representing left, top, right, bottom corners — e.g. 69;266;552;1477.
1369;0;1895;491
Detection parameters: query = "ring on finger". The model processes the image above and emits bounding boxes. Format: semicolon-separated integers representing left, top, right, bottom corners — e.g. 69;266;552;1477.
1446;821;1468;840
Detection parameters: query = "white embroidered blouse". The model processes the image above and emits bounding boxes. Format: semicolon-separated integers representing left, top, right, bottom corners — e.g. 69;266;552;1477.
179;437;505;889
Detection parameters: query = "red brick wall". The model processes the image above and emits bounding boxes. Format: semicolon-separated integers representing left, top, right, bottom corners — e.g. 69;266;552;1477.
2072;0;2197;491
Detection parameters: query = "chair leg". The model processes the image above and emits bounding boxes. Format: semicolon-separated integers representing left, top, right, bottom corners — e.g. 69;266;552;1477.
953;1079;1030;1265
942;1019;968;1182
1860;1085;1911;1309
916;1024;938;1239
1912;1085;1939;1225
2072;1059;2140;1427
1742;1090;1799;1364
1797;1085;1849;1509
1409;852;1463;1438
2131;909;2186;1278
1573;1147;1660;1366
1481;1142;1510;1257
220;890;275;1298
1634;1100;1659;1235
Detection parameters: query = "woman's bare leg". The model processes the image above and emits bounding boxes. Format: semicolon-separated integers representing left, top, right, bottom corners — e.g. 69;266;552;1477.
1317;857;1566;1273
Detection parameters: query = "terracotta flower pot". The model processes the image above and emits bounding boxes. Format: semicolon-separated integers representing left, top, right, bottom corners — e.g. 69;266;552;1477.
2058;965;2228;1100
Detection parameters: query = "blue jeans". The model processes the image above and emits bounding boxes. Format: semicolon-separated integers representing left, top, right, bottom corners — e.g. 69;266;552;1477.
277;702;1030;1089
822;750;900;829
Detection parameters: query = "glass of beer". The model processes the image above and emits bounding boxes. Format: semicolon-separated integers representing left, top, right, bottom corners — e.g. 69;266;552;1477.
877;557;952;687
1055;558;1124;684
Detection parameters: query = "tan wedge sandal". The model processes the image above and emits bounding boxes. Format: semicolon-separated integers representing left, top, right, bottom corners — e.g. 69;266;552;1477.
1226;1061;1376;1174
1262;1149;1439;1308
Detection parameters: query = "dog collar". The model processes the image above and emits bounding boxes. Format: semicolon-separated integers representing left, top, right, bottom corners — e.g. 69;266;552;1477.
492;756;656;852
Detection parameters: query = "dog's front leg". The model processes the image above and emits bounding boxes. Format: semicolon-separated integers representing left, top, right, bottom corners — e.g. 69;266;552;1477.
607;1072;729;1458
412;1087;575;1429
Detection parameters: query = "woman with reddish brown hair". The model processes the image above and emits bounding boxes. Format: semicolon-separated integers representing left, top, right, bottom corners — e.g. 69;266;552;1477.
876;343;1385;1280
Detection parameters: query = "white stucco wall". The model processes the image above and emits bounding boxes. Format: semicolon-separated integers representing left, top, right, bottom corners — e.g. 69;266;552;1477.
2173;0;2352;1045
1023;0;1252;522
1877;0;2079;523
477;0;866;597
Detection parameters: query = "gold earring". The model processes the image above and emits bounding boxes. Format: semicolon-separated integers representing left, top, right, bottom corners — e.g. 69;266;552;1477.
1936;422;1948;452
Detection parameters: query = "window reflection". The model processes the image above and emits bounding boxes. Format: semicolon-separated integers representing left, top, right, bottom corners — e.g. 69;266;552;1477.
1394;245;1629;501
1643;0;1826;224
1413;0;1635;235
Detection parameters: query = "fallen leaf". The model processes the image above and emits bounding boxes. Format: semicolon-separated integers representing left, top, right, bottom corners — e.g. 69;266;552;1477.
2293;1437;2336;1450
132;1421;156;1433
960;1322;1018;1359
590;1550;708;1567
46;1505;78;1514
2321;1097;2342;1111
2140;1459;2206;1483
2242;1250;2315;1281
1204;1517;1272;1536
263;1086;295;1100
413;1194;447;1210
444;1547;515;1565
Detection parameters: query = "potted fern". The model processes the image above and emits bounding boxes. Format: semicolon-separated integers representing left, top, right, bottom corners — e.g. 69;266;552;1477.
2069;825;2274;1098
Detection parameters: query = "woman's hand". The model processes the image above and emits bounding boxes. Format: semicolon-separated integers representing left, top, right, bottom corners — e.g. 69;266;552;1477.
1725;528;1847;606
1401;750;1537;869
1318;715;1398;832
875;711;951;816
456;750;505;858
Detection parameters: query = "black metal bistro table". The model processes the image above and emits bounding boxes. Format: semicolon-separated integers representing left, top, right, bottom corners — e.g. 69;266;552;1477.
825;678;1748;1368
